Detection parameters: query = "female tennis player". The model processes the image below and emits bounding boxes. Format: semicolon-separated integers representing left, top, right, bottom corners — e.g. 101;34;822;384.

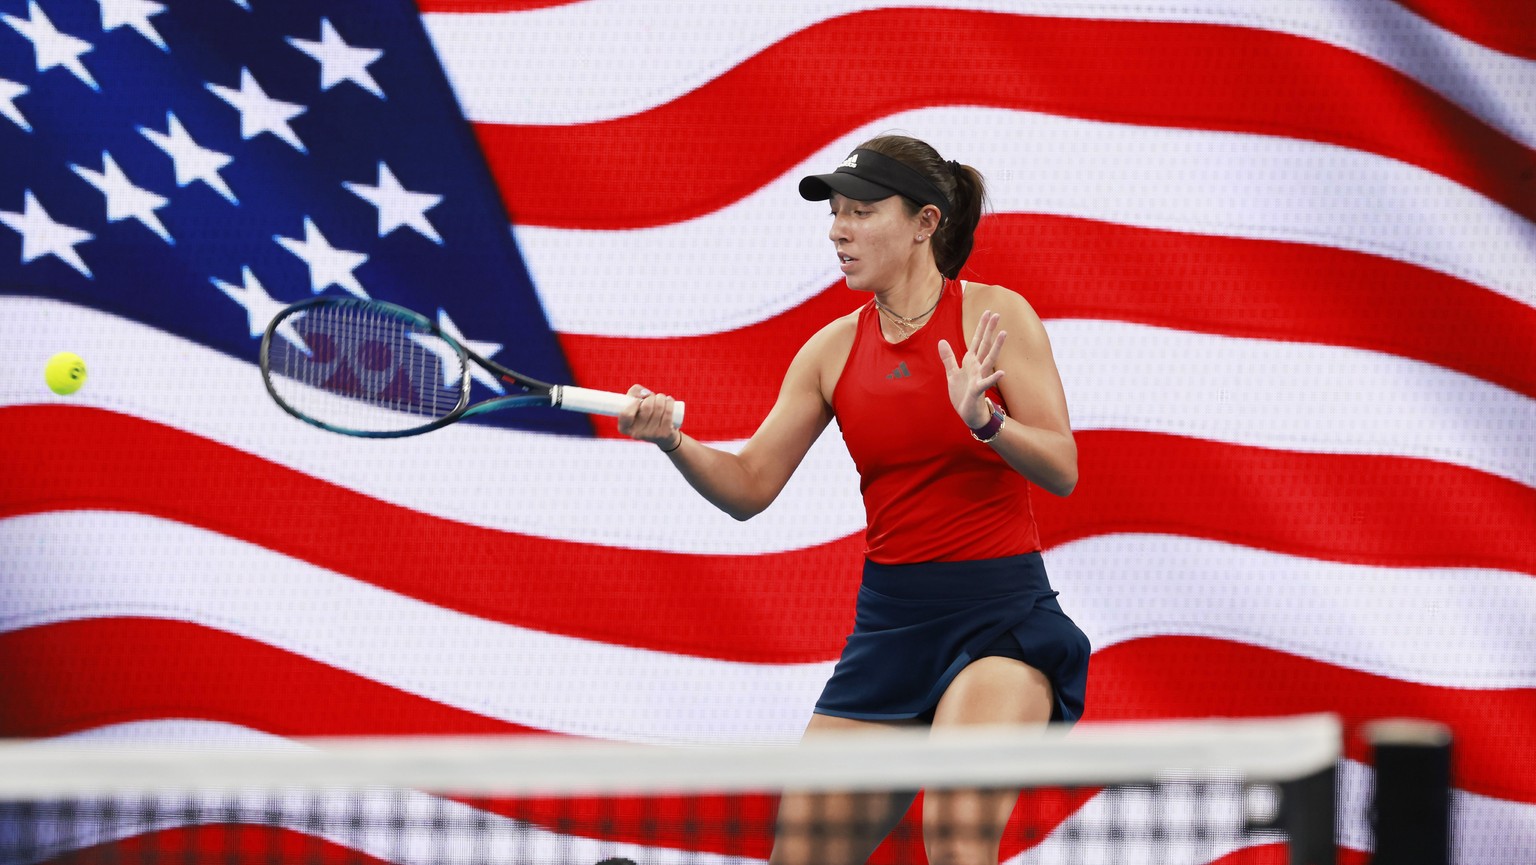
619;135;1089;865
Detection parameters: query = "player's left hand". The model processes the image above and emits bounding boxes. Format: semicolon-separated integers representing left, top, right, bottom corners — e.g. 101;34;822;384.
937;309;1006;428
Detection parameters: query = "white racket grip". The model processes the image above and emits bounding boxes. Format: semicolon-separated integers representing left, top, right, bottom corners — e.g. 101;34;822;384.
554;385;686;429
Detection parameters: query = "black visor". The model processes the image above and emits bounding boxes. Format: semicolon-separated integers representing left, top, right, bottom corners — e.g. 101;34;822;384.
799;148;951;219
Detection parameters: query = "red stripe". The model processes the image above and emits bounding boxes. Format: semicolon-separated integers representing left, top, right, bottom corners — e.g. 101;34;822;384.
6;620;1531;808
0;618;535;738
1389;0;1536;60
469;9;1536;229
28;825;394;865
565;215;1536;442
4;407;1531;663
1197;846;1294;865
1048;430;1536;576
1088;637;1536;807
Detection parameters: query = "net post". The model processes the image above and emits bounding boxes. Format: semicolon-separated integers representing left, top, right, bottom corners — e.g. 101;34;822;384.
1275;762;1337;865
1364;719;1452;865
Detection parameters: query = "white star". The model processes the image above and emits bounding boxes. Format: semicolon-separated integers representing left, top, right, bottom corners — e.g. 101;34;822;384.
405;329;465;389
71;152;172;244
228;0;249;9
344;163;442;243
139;112;237;204
275;218;368;298
212;267;305;349
0;78;30;131
207;68;307;153
0;190;93;277
404;315;503;392
287;18;383;98
4;1;98;90
436;309;504;392
95;0;167;51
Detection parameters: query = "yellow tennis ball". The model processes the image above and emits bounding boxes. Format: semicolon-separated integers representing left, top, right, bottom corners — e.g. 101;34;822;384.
45;351;87;396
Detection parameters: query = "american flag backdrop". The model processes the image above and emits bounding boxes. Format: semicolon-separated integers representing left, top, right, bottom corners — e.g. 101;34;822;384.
1;0;1534;862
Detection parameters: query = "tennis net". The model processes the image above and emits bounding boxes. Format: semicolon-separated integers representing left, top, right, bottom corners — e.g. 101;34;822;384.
0;714;1340;865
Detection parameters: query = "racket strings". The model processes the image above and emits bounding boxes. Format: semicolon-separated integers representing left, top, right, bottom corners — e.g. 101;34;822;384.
269;303;469;434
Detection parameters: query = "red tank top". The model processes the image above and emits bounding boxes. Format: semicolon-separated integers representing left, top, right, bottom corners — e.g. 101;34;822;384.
831;278;1041;564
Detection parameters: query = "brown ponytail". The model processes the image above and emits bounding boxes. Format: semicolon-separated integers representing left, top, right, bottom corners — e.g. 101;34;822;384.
857;135;988;280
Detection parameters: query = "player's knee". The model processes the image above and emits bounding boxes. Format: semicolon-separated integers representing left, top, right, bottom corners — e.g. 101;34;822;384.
923;807;1003;865
768;835;872;865
923;839;999;865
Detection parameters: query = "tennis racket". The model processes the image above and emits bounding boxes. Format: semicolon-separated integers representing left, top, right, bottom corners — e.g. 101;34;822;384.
259;296;684;438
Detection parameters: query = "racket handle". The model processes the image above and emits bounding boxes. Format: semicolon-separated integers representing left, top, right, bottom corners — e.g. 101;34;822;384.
555;385;686;429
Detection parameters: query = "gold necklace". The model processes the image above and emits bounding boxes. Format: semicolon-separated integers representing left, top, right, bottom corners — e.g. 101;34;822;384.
874;279;943;335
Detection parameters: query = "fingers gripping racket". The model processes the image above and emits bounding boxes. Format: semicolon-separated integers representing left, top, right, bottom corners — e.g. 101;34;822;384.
259;296;684;438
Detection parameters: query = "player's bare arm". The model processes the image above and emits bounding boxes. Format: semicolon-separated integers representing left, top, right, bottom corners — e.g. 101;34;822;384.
946;282;1077;496
621;316;853;520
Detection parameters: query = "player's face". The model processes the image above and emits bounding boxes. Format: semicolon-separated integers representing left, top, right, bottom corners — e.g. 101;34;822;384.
827;193;921;291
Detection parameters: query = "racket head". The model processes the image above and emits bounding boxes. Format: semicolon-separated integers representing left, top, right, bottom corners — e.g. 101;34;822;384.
260;296;473;438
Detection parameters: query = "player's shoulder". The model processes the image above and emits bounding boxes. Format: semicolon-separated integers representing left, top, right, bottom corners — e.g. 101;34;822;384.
962;280;1040;320
784;307;861;398
777;306;859;379
803;306;861;355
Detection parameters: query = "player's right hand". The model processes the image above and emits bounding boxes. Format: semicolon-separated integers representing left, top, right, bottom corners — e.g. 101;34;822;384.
619;384;680;449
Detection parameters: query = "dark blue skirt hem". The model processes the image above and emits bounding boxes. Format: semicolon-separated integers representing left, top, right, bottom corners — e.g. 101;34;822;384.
813;553;1090;725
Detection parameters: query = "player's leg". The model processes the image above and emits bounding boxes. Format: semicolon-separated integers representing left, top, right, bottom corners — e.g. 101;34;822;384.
768;712;919;865
923;657;1053;865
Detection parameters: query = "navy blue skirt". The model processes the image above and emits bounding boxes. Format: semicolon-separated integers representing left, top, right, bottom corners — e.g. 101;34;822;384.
814;552;1090;724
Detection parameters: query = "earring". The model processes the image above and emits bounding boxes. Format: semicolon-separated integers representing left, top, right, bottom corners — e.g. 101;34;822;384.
916;235;926;242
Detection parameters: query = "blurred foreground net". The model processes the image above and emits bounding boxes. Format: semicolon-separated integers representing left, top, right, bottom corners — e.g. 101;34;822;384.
0;715;1341;865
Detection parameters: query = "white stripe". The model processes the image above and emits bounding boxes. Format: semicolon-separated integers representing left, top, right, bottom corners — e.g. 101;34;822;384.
518;107;1536;337
4;514;1534;748
21;726;1536;865
3;299;1531;556
52;720;304;749
1049;320;1536;489
1448;776;1536;864
0;511;831;745
424;0;1536;153
1335;758;1536;862
1045;534;1536;690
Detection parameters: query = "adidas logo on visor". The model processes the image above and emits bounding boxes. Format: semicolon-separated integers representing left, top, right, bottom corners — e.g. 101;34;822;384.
840;154;859;169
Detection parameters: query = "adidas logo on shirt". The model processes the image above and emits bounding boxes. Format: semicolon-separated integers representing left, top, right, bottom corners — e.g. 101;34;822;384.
885;361;911;380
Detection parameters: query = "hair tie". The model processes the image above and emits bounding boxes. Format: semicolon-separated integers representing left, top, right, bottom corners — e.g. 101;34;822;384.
947;159;962;176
